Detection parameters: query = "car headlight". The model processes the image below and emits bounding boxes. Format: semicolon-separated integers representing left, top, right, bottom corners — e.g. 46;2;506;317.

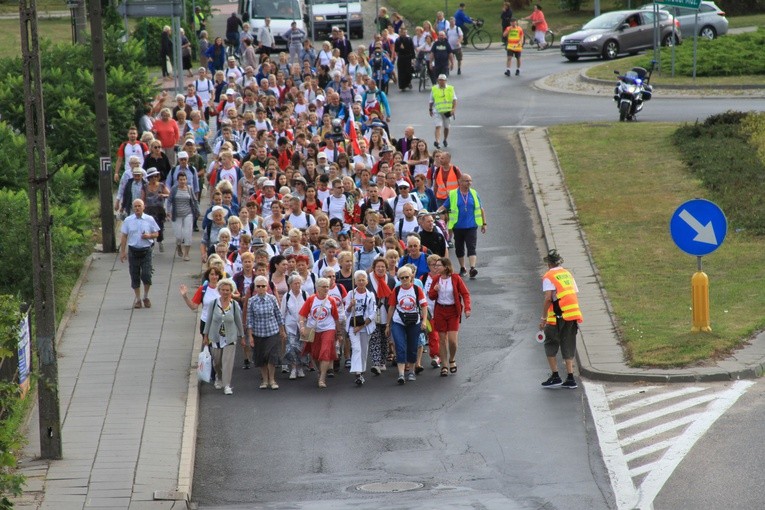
560;36;567;44
350;13;362;20
314;15;325;21
583;34;603;44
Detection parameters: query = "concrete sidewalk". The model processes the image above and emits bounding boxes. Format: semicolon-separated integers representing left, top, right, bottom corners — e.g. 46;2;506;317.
519;127;765;383
12;225;203;510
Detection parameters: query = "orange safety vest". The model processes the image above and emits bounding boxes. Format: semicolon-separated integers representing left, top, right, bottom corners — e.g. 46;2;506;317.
434;165;459;200
505;26;524;52
543;267;583;325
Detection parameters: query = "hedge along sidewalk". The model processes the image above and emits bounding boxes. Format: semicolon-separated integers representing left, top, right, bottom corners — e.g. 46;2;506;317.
12;225;203;509
518;126;765;383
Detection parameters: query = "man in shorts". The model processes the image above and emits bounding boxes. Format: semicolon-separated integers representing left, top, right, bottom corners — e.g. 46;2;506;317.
503;18;524;76
445;17;464;75
538;249;584;389
428;74;456;149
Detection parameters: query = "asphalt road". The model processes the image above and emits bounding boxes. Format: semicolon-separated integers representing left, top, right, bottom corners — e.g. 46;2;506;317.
193;6;763;509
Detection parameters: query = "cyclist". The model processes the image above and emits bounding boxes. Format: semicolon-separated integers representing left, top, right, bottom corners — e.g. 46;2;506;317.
503;18;523;76
445;17;463;76
523;4;549;50
453;3;473;32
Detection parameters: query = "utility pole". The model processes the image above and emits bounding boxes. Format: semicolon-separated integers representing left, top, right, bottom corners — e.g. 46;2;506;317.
20;0;62;460
73;0;88;43
89;0;117;253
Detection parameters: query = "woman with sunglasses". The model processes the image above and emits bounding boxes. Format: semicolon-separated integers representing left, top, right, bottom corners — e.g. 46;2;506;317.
386;266;428;384
344;270;377;386
247;275;287;390
428;257;471;376
298;277;341;388
143;141;172;182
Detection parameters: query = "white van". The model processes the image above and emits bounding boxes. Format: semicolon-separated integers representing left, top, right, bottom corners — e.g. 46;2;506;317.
308;0;363;40
240;0;308;49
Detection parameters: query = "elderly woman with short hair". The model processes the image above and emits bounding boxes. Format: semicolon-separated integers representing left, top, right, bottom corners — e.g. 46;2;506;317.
247;275;287;389
280;273;308;379
299;277;341;388
202;278;244;395
386;266;428;385
344;270;377;386
152;107;180;166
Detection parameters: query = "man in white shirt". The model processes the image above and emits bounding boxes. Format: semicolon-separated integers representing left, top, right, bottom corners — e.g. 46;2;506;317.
286;196;316;230
387;180;423;222
258;17;276;56
351;139;375;171
224;56;244;82
322;178;347;223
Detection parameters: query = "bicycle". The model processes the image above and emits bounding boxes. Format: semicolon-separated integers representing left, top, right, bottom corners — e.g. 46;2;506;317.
519;20;555;50
414;54;430;92
463;18;492;51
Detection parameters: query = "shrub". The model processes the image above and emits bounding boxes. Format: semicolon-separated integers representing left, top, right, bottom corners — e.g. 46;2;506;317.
673;111;765;234
558;0;584;11
133;17;199;68
716;0;765;16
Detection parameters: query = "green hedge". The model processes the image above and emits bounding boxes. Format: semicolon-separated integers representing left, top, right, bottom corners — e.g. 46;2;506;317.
637;29;765;77
673;111;765;234
0;295;26;510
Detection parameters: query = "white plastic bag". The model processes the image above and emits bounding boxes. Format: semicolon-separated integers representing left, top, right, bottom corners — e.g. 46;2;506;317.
197;346;212;383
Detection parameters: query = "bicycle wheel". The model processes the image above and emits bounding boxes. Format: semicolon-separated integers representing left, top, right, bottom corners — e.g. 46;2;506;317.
470;29;492;51
545;30;555;48
524;33;535;49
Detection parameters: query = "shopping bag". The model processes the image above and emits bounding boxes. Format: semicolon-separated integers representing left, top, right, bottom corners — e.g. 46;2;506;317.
197;346;212;383
302;327;315;343
166;56;173;74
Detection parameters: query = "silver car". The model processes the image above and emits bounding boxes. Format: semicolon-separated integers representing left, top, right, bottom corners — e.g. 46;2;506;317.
560;9;681;62
642;1;728;40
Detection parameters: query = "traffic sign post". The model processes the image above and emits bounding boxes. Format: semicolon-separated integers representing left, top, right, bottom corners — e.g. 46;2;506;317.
669;199;727;332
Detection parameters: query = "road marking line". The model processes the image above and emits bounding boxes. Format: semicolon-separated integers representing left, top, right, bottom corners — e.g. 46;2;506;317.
615;393;718;430
619;414;701;447
584;382;638;510
630;460;660;478
634;380;754;509
623;439;673;462
611;387;706;414
607;386;661;402
498;125;536;129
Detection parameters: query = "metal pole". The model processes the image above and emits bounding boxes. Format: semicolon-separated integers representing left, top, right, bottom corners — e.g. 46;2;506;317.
654;3;660;74
671;7;677;77
345;1;349;40
20;0;62;460
173;15;183;94
89;0;117;253
74;0;87;43
594;0;600;17
692;11;698;81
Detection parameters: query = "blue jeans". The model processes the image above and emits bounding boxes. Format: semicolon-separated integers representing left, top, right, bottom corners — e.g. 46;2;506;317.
391;322;420;364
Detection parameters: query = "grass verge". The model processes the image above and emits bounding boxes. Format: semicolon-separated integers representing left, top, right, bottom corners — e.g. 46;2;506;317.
0;18;72;60
549;122;765;367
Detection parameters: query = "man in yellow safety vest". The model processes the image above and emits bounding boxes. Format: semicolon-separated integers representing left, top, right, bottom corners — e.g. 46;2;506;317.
538;249;584;389
428;74;457;150
503;18;524;77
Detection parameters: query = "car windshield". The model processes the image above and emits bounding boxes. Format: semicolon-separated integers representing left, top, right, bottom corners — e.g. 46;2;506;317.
582;11;626;30
252;0;302;19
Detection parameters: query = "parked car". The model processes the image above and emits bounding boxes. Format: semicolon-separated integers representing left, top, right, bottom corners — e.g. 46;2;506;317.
641;1;728;40
560;9;682;62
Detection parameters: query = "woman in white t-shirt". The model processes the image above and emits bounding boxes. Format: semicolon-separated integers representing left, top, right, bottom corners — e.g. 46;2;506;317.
385;266;428;384
180;266;223;336
428;257;471;377
299;277;340;388
281;273;308;380
344;271;377;385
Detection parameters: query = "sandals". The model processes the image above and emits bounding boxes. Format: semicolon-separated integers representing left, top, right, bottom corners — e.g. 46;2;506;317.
449;360;457;373
440;367;449;377
318;380;327;388
133;299;142;309
259;382;268;389
143;298;151;308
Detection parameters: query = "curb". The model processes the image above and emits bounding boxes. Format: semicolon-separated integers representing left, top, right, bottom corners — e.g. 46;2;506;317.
176;314;202;503
519;127;765;383
54;253;96;347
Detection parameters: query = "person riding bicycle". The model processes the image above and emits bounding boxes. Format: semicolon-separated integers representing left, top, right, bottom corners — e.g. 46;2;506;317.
369;45;394;94
523;4;549;50
454;3;473;32
415;33;434;76
226;12;244;56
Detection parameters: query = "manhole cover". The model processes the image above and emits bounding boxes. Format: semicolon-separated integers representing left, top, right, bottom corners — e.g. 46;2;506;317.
356;481;424;493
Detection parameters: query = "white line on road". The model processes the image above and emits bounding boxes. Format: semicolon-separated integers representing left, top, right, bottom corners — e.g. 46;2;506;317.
585;382;638;510
620;413;701;447
623;439;673;463
634;380;754;509
611;387;706;414
615;393;718;430
607;386;661;402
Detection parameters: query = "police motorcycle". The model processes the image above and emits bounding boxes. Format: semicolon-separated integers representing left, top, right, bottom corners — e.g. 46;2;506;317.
613;61;655;122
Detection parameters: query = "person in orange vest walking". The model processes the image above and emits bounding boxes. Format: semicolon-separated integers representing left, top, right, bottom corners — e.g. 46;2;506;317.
503;18;524;76
430;151;461;209
538;249;583;389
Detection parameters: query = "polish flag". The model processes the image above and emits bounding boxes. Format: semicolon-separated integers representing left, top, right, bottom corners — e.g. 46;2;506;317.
346;109;361;155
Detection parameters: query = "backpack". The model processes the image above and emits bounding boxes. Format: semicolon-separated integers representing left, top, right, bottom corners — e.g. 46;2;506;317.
354;246;383;271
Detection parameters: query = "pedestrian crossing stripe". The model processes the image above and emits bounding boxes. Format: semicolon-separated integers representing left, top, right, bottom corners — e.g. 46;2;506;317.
585;380;754;510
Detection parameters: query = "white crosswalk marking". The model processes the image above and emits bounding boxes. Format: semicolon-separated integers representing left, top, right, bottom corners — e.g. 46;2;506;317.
585;380;754;510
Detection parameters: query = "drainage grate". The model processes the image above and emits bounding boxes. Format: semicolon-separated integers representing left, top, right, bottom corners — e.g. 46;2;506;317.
356;481;424;493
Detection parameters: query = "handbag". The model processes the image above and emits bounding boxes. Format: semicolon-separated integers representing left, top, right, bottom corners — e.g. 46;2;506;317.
302;326;315;343
197;346;212;383
400;312;420;325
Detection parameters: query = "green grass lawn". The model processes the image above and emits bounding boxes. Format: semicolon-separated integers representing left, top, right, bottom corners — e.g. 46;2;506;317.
0;0;65;13
727;13;765;29
0;18;73;59
549;122;765;367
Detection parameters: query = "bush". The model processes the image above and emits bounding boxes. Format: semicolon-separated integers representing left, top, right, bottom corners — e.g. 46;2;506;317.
673;111;765;234
636;29;765;77
717;0;765;16
133;17;198;68
558;0;584;11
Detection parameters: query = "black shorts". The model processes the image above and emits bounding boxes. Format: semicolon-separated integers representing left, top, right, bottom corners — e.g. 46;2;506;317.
544;320;578;359
506;49;522;57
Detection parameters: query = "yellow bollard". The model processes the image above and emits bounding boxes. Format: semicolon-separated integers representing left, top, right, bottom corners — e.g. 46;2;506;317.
691;271;711;332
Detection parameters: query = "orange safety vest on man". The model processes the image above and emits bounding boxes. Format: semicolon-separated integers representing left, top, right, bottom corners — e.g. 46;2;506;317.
504;26;524;52
544;267;584;325
434;165;460;200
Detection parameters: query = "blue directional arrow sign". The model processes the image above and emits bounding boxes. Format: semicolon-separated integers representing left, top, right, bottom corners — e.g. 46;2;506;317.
670;199;727;256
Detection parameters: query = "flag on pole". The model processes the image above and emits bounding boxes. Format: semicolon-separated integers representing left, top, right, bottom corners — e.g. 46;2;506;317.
346;109;361;155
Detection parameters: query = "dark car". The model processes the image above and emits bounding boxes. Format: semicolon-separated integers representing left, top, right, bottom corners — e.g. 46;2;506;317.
560;9;681;62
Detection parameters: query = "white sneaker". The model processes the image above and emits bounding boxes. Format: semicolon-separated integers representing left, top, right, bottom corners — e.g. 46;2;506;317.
223;385;233;395
281;364;289;373
297;368;305;378
289;368;297;380
214;381;223;390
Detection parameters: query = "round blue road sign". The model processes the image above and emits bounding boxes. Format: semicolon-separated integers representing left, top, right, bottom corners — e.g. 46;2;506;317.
669;199;727;257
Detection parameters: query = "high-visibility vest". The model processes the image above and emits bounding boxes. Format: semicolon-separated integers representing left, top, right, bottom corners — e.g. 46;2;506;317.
432;85;455;114
505;27;523;52
447;188;483;230
434;165;459;200
543;267;583;325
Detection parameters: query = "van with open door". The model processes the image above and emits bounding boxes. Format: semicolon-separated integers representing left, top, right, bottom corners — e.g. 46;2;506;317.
240;0;308;49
